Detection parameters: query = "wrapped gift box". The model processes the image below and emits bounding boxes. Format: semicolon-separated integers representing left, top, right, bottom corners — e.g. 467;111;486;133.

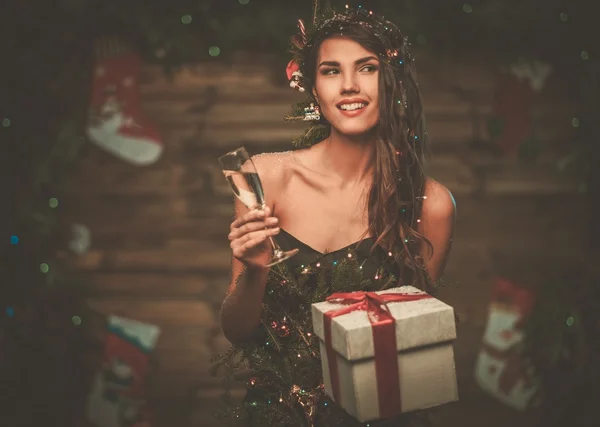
311;286;458;422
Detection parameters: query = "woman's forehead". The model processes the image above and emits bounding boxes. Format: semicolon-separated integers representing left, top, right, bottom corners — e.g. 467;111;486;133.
317;37;378;62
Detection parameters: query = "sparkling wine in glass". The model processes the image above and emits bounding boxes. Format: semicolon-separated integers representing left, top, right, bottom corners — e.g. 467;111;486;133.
218;147;298;267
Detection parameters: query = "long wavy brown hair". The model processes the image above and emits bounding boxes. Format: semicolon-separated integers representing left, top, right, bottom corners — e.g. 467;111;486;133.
301;17;432;290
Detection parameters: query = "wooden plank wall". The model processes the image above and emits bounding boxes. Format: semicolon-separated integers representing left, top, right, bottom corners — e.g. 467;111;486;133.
60;51;574;402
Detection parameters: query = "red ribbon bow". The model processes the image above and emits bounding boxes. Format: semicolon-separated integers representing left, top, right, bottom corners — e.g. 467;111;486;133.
323;291;432;418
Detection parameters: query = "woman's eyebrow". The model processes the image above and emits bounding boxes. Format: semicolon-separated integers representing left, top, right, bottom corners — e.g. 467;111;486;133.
318;55;379;67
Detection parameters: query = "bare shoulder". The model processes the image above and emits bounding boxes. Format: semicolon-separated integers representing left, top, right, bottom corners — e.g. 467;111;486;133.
250;151;294;205
422;177;456;222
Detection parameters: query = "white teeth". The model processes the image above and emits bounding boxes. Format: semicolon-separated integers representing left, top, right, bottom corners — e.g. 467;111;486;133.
339;103;366;111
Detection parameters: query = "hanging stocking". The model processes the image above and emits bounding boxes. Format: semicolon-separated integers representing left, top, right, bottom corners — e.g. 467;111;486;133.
487;59;552;156
86;315;161;427
87;37;163;166
474;278;541;410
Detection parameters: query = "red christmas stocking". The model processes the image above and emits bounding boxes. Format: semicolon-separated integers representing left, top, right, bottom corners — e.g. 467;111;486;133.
87;38;163;166
474;278;541;410
487;60;552;156
86;315;161;427
488;72;534;155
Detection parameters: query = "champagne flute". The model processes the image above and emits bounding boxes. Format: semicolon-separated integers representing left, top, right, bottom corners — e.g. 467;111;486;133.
218;147;299;267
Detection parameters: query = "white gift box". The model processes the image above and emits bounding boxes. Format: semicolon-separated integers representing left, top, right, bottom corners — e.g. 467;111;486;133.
311;286;458;422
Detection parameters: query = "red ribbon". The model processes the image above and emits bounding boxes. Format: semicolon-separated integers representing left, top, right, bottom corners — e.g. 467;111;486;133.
323;291;432;418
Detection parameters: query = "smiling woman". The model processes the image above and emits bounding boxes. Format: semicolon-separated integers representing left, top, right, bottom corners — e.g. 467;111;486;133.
315;45;380;134
217;4;456;427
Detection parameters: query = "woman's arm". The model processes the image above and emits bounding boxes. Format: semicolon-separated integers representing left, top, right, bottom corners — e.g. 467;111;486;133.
219;153;282;344
418;178;456;282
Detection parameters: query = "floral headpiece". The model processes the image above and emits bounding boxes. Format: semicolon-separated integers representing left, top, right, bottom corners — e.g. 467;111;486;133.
284;3;414;148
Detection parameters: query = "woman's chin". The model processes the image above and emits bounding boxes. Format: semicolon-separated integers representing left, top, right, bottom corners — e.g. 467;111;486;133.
333;124;377;138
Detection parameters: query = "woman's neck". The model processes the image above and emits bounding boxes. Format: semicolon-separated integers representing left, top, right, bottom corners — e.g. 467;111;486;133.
316;129;376;188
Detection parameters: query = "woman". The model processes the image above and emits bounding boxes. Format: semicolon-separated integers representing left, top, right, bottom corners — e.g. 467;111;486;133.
218;6;455;427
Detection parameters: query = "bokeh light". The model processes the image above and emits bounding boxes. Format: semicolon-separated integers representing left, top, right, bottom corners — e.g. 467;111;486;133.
49;197;59;208
40;263;50;273
1;118;10;127
181;14;192;24
72;316;82;326
10;235;19;245
209;46;221;57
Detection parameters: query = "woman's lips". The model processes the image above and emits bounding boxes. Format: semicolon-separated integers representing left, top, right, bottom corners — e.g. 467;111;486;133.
337;104;368;117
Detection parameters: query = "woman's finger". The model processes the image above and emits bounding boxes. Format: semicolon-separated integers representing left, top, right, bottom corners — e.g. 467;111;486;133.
231;206;270;230
240;228;280;251
229;217;278;241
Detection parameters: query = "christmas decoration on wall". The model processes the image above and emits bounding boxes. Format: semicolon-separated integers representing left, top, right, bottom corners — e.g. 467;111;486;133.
487;59;552;157
86;315;161;427
474;278;541;410
87;37;163;166
67;223;92;256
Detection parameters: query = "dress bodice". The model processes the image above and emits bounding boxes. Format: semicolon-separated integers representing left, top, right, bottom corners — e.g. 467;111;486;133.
275;228;403;286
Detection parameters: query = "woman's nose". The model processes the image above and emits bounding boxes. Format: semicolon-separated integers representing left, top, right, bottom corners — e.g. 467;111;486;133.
340;73;359;94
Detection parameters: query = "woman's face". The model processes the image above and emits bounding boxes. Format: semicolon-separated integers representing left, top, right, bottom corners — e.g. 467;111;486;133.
313;37;380;137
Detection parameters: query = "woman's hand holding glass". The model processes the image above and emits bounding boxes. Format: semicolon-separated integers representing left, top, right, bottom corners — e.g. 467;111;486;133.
219;147;298;267
228;206;282;268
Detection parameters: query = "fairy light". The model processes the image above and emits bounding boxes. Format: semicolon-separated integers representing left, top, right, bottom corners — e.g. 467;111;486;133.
316;262;321;267
417;218;422;223
347;253;352;258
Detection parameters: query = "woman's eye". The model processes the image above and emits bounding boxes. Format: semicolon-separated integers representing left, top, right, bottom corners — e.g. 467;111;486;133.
361;65;378;73
321;68;339;75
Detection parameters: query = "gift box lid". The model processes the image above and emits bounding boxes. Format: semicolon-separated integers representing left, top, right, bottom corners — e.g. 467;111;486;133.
311;286;457;361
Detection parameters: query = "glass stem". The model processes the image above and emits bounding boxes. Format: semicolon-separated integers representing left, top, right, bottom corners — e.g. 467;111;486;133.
255;204;284;258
